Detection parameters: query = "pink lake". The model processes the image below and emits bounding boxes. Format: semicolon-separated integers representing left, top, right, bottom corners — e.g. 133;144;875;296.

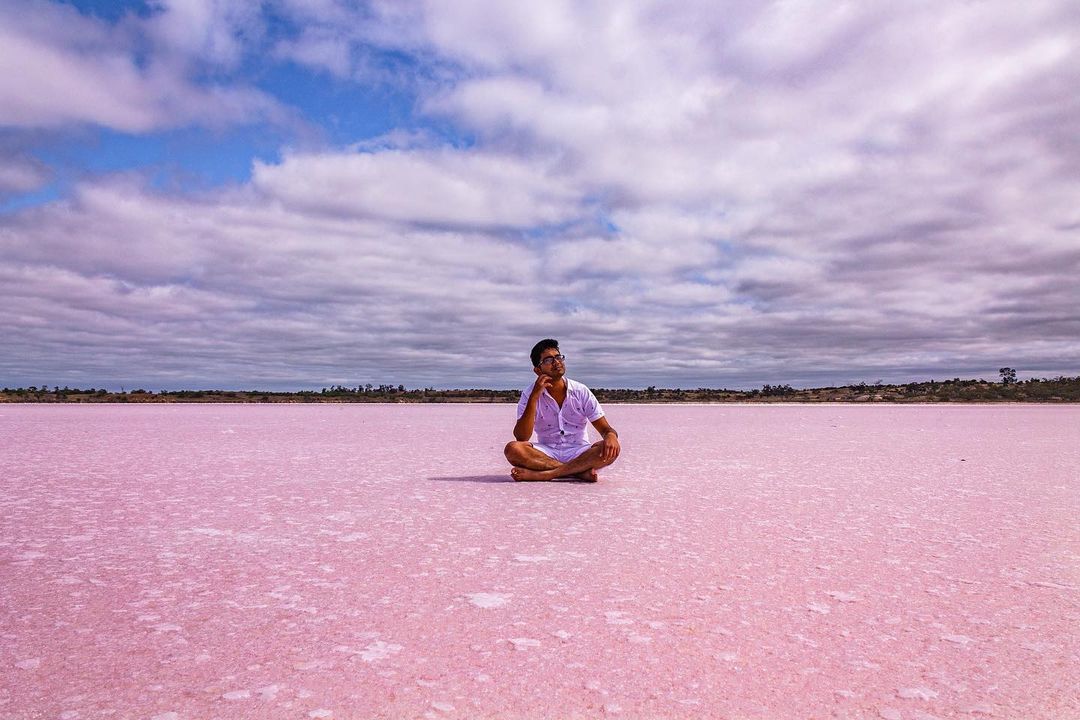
1;404;1077;719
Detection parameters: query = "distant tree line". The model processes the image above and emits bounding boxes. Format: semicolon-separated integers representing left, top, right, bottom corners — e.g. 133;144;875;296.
322;384;411;394
3;374;1080;403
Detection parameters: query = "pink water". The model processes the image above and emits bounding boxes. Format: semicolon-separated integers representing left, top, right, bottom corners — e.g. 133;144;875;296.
1;404;1077;719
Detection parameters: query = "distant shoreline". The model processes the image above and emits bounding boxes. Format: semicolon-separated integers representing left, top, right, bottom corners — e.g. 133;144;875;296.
4;376;1079;404
5;401;1078;407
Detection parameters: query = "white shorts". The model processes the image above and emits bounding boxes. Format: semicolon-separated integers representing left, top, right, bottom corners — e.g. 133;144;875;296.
531;441;594;464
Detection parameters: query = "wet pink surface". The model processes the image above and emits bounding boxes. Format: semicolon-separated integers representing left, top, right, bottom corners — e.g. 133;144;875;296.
1;404;1078;719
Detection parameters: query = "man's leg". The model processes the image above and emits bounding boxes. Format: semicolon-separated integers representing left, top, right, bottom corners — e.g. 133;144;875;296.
510;442;613;482
504;441;561;472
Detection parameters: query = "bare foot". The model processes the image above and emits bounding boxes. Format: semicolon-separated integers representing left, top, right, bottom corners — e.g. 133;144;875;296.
573;468;599;482
511;466;550;482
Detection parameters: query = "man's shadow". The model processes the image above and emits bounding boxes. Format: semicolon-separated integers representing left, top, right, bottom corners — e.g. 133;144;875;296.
429;474;597;484
430;474;511;484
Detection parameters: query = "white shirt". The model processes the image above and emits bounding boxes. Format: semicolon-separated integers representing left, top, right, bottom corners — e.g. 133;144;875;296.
517;377;605;448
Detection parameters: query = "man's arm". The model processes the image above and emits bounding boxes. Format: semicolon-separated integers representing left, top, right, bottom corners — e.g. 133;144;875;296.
591;416;621;462
513;375;551;441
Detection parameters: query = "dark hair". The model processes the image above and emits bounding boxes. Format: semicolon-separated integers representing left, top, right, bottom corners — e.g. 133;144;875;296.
530;338;560;367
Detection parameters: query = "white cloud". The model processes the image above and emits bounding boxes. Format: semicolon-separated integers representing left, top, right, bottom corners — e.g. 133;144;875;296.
146;0;263;68
547;235;718;278
274;28;353;77
0;0;282;131
266;1;432;83
0;157;48;194
421;0;584;72
418;0;1078;224
252;148;584;228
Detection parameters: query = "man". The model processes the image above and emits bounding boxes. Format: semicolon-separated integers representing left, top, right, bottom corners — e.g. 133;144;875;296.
504;339;621;482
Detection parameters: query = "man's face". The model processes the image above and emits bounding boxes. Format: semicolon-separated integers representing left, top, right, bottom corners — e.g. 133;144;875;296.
534;347;565;380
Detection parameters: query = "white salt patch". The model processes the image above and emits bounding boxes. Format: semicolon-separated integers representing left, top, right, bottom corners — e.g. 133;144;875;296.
714;651;739;662
835;690;856;699
190;527;228;536
645;621;666;629
551;630;571;640
153;624;182;633
257;684;281;700
333;645;359;655
825;591;860;603
850;659;881;670
476;674;491;682
466;593;510;608
603;704;622;714
514;555;551;562
308;710;332;718
59;711;79;719
509;638;540;650
222;689;251;700
628;634;652;644
879;708;902;720
151;713;179;720
16;551;45;561
898;687;939;700
359;641;402;662
807;602;831;614
15;658;40;670
337;533;367;542
941;634;973;645
604;611;633;625
431;701;455;712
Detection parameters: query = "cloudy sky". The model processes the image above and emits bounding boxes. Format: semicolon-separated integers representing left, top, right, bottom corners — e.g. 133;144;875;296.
1;0;1077;391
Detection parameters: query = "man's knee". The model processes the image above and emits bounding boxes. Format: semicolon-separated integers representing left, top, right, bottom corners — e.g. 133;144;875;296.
504;440;529;461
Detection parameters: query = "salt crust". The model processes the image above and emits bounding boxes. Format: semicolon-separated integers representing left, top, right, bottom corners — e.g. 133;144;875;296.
1;404;1076;719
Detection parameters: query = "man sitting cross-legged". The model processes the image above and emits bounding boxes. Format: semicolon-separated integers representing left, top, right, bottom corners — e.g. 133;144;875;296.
504;339;621;482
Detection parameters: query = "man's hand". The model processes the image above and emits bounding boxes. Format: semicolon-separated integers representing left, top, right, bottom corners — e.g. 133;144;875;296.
591;417;621;464
531;373;552;397
601;431;620;462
